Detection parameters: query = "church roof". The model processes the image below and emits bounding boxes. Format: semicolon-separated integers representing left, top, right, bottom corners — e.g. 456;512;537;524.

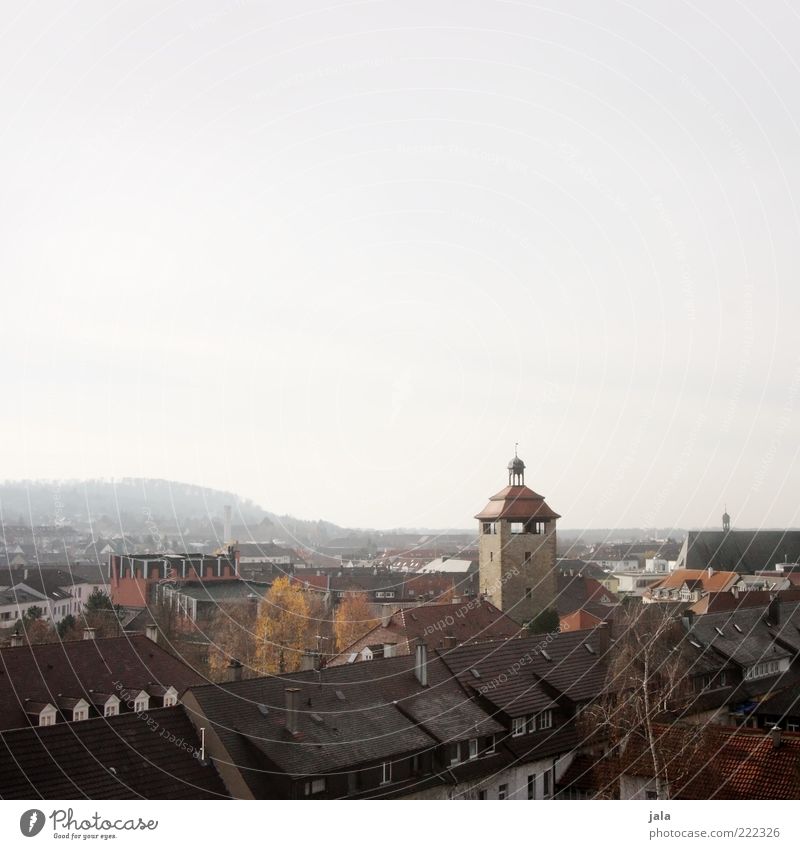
475;485;561;521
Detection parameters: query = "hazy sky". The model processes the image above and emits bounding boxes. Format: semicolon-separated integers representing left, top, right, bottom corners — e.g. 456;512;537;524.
2;1;800;531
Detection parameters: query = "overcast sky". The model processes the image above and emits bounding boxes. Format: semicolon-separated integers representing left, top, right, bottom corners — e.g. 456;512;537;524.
2;1;800;531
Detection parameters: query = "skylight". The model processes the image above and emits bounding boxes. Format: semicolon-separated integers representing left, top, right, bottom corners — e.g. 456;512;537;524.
470;668;481;679
335;690;346;701
584;644;596;655
733;623;743;633
541;649;552;662
714;627;724;637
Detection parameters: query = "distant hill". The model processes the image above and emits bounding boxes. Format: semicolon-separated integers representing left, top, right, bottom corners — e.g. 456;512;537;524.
0;478;264;525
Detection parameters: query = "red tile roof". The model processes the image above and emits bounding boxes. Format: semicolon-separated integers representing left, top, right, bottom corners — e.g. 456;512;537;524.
475;485;561;521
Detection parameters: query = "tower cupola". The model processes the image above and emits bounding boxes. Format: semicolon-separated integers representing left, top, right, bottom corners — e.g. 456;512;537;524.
507;446;525;486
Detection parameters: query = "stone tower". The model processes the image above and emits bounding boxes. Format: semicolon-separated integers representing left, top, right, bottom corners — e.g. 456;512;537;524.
475;452;560;624
722;507;731;532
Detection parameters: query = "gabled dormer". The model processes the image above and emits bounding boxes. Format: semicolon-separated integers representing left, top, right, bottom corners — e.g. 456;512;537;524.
24;700;57;727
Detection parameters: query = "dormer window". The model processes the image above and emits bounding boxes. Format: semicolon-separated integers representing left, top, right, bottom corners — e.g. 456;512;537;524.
39;706;57;727
73;704;89;722
161;686;178;707
134;694;149;713
512;717;526;736
104;701;118;717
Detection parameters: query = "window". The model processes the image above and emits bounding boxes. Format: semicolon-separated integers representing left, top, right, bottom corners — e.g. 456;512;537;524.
512;717;526;736
104;702;118;717
787;722;799;732
381;761;392;784
304;778;326;796
163;692;177;707
469;738;478;760
745;660;781;680
477;789;487;800
543;769;552;799
490;552;493;562
526;714;535;734
524;587;533;600
498;784;508;800
510;522;524;534
134;696;149;713
538;710;553;730
527;774;536;800
449;743;461;765
645;790;658;800
482;522;496;535
485;734;496;754
39;712;55;727
73;706;88;722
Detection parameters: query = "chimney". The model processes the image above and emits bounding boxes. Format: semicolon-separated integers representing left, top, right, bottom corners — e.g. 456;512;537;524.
596;621;610;654
83;627;96;640
223;505;232;545
285;688;300;734
299;650;318;672
384;643;395;658
768;595;781;625
10;633;23;647
771;726;782;749
708;567;714;578
443;635;457;650
145;624;158;643
414;638;428;686
227;660;243;683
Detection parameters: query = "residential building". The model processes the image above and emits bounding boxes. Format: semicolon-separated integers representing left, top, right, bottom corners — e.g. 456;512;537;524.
326;598;523;666
0;707;226;798
0;633;206;731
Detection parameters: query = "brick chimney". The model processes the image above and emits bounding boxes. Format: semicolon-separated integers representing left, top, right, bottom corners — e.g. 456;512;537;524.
596;621;610;654
299;650;318;672
285;687;300;734
83;627;96;640
414;638;428;686
768;595;781;625
227;660;243;682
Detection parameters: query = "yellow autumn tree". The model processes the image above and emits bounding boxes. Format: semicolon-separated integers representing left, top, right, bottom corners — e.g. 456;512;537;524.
254;577;310;674
334;592;378;652
207;601;259;682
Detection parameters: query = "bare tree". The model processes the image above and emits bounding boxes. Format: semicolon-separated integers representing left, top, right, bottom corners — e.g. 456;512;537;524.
582;604;701;799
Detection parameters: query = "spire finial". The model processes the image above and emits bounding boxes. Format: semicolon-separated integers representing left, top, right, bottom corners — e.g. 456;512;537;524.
514;442;518;458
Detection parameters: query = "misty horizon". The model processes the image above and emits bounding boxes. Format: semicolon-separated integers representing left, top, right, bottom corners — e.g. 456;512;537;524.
3;1;799;531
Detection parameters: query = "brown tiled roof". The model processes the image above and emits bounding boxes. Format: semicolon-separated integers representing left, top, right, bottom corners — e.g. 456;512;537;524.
621;724;800;800
648;569;739;594
0;636;206;731
327;600;523;665
0;707;227;798
475;485;561;521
